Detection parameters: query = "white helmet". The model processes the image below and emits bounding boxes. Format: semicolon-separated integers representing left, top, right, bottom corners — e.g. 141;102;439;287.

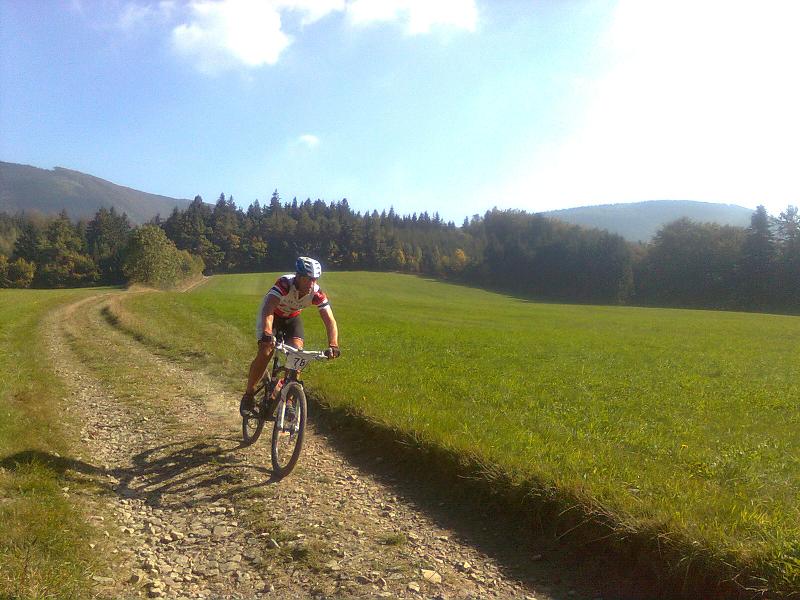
295;256;322;278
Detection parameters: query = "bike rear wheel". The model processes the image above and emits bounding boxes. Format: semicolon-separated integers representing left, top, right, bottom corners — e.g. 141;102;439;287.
270;382;307;478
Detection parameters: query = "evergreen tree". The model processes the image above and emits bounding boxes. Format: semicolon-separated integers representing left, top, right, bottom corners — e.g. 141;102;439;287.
12;220;44;264
86;207;132;283
163;196;222;273
32;211;98;287
739;205;776;309
0;212;21;257
775;205;800;309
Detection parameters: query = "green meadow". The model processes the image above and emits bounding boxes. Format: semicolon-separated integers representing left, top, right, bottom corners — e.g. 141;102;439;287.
0;289;101;599
113;271;800;594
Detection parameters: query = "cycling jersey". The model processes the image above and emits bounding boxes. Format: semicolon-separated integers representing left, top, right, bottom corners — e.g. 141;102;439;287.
255;274;330;338
267;274;330;316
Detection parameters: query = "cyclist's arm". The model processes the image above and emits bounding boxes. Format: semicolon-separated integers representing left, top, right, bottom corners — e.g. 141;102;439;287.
260;294;282;337
319;306;339;348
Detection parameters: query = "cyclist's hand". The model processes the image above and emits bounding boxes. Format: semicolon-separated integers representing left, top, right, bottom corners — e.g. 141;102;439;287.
325;345;341;359
260;333;276;348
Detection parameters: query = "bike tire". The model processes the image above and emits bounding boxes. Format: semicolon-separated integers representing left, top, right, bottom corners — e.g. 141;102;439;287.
242;397;266;447
270;382;307;479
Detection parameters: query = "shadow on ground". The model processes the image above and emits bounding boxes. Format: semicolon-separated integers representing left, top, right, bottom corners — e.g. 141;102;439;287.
0;436;276;509
1;413;751;599
304;397;750;600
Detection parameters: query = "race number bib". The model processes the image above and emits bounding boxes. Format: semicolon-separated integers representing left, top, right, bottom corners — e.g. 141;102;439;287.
286;350;309;371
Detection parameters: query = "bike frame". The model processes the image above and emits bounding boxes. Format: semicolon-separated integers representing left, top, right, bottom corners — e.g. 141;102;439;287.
254;340;327;399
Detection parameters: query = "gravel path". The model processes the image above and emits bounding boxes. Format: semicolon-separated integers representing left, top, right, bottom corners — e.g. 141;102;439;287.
45;291;627;600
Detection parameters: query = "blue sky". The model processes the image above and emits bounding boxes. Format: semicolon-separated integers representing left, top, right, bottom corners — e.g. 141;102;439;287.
1;1;798;222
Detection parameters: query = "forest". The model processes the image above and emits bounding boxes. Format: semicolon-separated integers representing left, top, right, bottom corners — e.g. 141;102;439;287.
1;192;798;313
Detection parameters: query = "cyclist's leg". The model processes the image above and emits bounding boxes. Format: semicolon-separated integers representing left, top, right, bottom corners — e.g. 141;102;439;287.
247;298;275;396
285;314;305;350
245;341;274;395
271;317;303;402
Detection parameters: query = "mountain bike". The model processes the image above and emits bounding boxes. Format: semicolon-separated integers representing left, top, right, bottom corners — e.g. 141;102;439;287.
241;339;335;479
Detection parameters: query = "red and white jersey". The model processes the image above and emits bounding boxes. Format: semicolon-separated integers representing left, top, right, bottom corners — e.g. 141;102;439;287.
266;274;330;318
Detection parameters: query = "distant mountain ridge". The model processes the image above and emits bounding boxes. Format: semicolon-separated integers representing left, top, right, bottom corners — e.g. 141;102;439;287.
543;200;754;242
1;162;756;240
0;162;192;224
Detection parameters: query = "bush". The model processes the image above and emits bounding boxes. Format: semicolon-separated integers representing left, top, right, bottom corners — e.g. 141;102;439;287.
0;254;7;287
36;250;98;288
0;255;36;288
178;249;205;280
122;225;204;288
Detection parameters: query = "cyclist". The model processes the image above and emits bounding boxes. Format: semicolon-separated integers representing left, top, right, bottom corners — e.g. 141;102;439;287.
240;256;340;416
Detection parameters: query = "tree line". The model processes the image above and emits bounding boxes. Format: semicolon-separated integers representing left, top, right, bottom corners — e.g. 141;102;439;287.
1;193;798;314
634;205;799;312
0;208;202;288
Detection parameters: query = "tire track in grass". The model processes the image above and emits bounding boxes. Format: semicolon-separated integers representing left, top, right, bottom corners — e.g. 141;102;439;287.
50;290;624;599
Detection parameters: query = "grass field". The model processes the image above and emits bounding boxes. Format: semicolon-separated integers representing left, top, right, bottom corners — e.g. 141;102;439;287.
0;288;103;600
108;272;800;595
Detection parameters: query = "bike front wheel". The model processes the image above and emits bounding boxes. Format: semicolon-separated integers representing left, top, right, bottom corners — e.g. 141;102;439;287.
270;382;307;478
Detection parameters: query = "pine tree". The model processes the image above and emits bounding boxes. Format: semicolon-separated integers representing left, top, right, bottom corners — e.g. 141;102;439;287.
739;205;776;309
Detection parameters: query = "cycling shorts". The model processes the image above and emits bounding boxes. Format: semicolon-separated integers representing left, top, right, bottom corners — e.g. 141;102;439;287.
259;315;304;343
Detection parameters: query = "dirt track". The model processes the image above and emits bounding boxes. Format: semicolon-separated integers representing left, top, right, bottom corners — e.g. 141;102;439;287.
46;291;637;600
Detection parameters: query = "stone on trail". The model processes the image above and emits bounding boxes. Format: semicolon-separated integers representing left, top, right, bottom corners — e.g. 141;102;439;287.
212;525;229;538
129;571;146;584
408;581;421;593
324;560;341;572
422;569;442;584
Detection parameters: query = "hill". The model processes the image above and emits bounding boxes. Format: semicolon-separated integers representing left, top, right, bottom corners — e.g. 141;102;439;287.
544;200;754;242
0;162;192;224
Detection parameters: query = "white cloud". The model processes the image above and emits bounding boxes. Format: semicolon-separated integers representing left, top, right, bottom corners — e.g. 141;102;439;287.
280;0;346;26
297;134;320;148
168;0;348;73
347;0;477;34
494;0;800;216
167;0;477;73
172;0;292;73
117;1;176;30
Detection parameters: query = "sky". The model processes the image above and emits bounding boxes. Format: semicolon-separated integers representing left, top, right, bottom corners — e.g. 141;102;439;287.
1;0;799;223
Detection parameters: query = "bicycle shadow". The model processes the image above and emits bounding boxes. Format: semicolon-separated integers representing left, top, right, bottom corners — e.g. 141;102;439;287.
0;435;276;509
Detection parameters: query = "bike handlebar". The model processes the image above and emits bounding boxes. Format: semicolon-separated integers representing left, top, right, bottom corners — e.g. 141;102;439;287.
274;340;336;360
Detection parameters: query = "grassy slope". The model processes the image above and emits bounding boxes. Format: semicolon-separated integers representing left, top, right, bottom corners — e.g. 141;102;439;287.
116;272;800;594
0;289;103;600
